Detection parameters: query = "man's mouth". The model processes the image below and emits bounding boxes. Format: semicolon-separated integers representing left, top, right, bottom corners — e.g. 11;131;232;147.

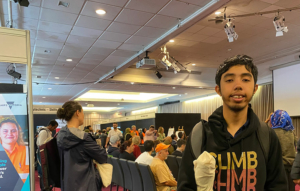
230;94;245;102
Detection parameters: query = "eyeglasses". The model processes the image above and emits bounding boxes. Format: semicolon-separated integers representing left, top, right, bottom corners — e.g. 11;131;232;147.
1;129;18;134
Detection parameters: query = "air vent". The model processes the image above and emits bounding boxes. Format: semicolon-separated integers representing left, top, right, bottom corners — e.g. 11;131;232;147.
58;1;69;8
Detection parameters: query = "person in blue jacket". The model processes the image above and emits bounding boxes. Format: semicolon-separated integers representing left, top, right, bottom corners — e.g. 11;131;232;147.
57;101;107;191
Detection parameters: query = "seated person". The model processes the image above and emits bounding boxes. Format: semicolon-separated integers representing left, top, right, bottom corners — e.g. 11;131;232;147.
107;135;121;158
163;136;174;154
132;136;142;158
135;140;154;165
150;143;177;191
171;134;177;150
119;140;136;161
171;139;186;157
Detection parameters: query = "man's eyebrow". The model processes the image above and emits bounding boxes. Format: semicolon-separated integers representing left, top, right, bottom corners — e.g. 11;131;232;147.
223;73;252;78
223;73;235;78
241;73;253;77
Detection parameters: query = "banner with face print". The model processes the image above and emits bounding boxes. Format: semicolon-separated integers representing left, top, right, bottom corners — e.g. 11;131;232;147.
0;94;30;191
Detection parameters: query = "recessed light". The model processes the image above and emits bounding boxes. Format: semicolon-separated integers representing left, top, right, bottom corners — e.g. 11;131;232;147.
85;103;88;104
39;102;42;103
169;39;175;43
166;98;169;99
228;49;232;51
185;93;188;95
48;88;52;90
131;82;134;84
192;64;196;66
179;95;182;97
215;11;221;15
172;87;176;89
55;77;59;79
117;103;120;105
96;9;106;15
199;87;203;89
66;59;72;62
42;97;46;98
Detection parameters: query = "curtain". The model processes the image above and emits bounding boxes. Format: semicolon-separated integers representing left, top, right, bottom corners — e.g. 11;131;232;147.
158;84;273;121
250;84;274;122
292;117;300;139
82;113;112;130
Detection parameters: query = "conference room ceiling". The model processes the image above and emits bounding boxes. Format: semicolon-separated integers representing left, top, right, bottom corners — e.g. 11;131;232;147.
0;0;299;113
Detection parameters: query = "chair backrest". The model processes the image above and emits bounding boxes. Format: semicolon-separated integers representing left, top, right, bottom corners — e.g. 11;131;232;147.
111;157;125;187
139;145;145;153
119;159;133;190
166;155;179;180
127;161;144;191
138;163;157;191
176;156;182;167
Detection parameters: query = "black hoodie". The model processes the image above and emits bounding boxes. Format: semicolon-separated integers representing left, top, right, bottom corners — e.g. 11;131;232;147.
177;106;287;191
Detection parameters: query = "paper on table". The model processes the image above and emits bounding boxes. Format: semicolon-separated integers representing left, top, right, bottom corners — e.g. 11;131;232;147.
193;151;216;191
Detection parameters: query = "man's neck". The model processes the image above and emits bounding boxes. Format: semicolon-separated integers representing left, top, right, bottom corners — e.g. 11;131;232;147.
148;151;152;155
223;104;248;137
155;155;165;161
113;128;118;131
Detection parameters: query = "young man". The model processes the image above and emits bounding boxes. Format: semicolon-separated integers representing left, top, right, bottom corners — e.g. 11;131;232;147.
172;139;186;157
150;143;177;191
144;125;157;141
135;140;154;165
171;134;178;150
105;122;122;148
178;55;287;190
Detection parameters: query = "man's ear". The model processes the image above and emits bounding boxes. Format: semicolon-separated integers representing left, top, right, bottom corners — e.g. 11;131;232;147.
215;85;221;96
253;84;258;94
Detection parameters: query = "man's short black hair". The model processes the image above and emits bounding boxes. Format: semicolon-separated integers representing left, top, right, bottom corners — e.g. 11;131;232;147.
144;140;154;152
178;132;183;139
113;122;118;125
48;120;58;127
149;125;155;129
177;139;186;148
215;55;258;88
171;134;176;140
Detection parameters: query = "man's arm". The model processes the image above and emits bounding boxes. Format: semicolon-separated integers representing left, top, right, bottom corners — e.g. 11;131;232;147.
177;136;197;191
265;129;287;190
164;179;177;187
105;136;110;147
37;130;48;146
291;138;300;183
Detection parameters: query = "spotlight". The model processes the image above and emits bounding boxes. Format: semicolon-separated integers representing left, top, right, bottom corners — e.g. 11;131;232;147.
13;0;29;7
170;62;181;74
224;19;238;42
273;15;288;37
6;64;21;79
160;55;172;69
155;71;162;79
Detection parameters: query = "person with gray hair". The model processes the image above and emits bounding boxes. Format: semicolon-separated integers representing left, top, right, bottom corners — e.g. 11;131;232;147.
107;135;121;158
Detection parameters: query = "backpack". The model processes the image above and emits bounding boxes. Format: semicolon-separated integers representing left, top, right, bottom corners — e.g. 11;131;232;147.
190;120;270;164
39;133;61;190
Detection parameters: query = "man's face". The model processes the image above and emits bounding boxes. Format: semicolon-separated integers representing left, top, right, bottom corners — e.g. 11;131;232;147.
159;149;169;160
150;127;154;132
215;65;258;112
181;144;186;151
113;123;118;129
50;124;58;131
132;126;136;131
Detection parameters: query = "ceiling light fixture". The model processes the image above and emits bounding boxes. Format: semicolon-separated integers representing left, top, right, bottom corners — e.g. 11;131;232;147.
199;87;203;89
39;102;42;103
215;11;221;15
117;103;120;105
131;82;134;84
224;19;238;42
42;97;46;98
48;88;52;90
169;39;174;43
96;9;106;15
155;71;162;79
172;87;176;89
66;59;72;62
192;64;196;66
179;95;182;97
273;15;288;37
55;77;59;79
185;93;188;95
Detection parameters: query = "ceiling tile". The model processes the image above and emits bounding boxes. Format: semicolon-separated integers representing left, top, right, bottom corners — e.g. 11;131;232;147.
90;0;128;7
100;55;128;66
125;36;155;45
274;0;300;8
88;47;115;56
35;40;65;49
135;26;167;38
93;65;115;73
6;15;39;30
83;52;108;60
42;0;85;14
176;32;209;41
94;39;122;49
106;22;141;35
99;31;131;42
201;37;225;44
38;21;73;35
29;0;42;6
115;9;154;25
111;49;136;58
66;35;96;47
118;44;144;51
81;1;122;20
40;8;78;25
184;25;206;34
75;15;112;30
158;1;198;19
76;64;97;71
171;39;199;47
57;55;82;63
146;15;178;29
80;57;103;65
196;26;222;36
227;0;271;13
178;0;212;6
1;1;41;19
259;5;285;18
126;0;170;13
37;31;68;42
60;46;88;58
33;57;57;65
260;0;280;3
34;46;61;56
71;26;103;39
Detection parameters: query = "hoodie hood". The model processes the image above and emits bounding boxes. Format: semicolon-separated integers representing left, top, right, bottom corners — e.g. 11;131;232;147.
57;126;87;150
208;105;259;150
107;146;120;154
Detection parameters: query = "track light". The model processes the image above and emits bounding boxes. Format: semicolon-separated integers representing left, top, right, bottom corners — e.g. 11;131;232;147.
273;15;288;37
160;55;172;70
155;71;162;79
224;19;238;42
170;61;181;74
